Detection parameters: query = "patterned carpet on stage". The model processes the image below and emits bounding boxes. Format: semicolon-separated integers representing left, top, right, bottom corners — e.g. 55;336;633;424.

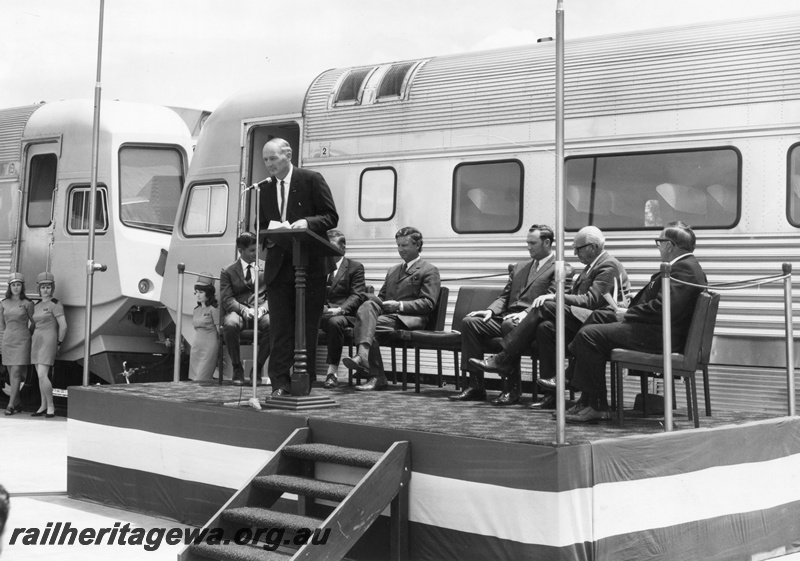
83;378;773;446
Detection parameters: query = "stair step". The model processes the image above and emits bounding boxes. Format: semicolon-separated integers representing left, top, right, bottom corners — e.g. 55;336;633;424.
253;474;354;502
283;443;384;468
189;541;290;561
223;507;324;532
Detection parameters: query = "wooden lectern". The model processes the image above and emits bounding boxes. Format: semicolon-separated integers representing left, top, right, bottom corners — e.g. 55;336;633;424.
261;228;342;410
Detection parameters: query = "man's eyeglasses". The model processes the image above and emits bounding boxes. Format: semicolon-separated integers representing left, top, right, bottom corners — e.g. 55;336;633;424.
572;243;594;252
654;237;671;246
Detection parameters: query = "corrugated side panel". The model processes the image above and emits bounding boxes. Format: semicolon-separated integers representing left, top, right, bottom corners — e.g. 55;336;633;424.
0;241;14;294
304;13;800;140
0;104;40;163
344;232;800;414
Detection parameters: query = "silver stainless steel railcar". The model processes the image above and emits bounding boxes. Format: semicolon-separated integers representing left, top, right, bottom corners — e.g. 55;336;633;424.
0;99;205;386
164;13;800;413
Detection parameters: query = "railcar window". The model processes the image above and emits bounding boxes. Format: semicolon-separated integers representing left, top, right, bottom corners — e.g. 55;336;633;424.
119;146;184;233
26;153;57;227
67;187;108;234
452;160;523;234
788;144;800;227
359;168;396;221
564;148;740;231
334;67;374;106
183;183;228;236
377;62;415;100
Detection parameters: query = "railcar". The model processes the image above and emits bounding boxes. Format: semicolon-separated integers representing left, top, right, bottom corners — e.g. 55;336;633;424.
0;99;206;386
164;12;800;413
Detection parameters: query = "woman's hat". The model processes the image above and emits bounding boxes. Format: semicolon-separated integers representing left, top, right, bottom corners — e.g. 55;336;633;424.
37;272;55;284
194;273;215;288
8;272;24;283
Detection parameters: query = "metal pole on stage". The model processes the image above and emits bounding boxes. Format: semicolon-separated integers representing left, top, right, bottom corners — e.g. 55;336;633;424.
783;263;796;416
83;0;107;386
661;263;673;432
249;184;263;409
174;264;185;382
554;0;567;445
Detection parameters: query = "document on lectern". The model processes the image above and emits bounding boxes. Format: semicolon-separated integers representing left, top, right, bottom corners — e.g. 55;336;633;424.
267;220;291;230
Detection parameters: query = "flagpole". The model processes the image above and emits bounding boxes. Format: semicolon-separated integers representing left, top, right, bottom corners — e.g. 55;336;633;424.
554;0;567;445
83;0;107;386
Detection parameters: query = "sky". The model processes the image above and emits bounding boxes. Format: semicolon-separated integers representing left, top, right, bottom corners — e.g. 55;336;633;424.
2;0;799;112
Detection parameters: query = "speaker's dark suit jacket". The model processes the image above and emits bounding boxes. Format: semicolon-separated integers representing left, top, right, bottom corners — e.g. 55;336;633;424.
257;165;338;392
569;253;706;409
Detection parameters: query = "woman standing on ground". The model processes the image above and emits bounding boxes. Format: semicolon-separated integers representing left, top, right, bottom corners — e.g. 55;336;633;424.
1;272;34;415
30;272;66;417
189;273;220;381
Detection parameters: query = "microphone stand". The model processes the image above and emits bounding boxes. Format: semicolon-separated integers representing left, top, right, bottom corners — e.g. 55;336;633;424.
248;181;265;410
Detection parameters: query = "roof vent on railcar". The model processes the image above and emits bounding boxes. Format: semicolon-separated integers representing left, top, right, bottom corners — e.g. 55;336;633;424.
333;67;376;106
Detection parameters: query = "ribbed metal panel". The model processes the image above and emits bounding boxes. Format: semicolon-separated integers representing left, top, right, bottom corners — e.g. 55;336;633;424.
0;104;41;163
304;14;800;140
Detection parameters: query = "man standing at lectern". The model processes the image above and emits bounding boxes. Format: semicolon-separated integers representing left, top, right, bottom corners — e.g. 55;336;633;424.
257;138;338;398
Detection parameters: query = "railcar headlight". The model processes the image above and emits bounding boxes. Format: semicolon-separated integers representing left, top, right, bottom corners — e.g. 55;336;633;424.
138;279;152;294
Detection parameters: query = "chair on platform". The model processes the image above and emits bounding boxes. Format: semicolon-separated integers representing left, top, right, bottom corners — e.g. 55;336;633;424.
610;290;719;428
407;286;501;393
375;287;450;392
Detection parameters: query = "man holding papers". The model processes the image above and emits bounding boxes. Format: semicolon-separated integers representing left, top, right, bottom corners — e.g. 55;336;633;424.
257;138;338;397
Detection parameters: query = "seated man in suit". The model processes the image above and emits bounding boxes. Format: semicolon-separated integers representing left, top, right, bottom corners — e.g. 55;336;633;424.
450;224;556;405
220;231;270;386
471;226;630;409
319;229;367;389
565;221;706;422
343;227;441;391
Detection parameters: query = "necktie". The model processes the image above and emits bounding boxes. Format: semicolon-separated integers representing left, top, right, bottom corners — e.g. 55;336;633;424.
279;180;287;221
527;260;539;284
245;265;252;288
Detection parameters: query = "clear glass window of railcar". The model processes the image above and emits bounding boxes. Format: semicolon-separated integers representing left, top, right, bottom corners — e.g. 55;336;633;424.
26;153;57;227
183;183;228;236
452;160;523;234
359;168;396;221
787;144;800;226
67;187;108;234
564;148;740;231
118;146;185;232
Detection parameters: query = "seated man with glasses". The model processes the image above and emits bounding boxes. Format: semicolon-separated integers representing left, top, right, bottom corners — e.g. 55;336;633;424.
469;226;630;409
563;221;706;422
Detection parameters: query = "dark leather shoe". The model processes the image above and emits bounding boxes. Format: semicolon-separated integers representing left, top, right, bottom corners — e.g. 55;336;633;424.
537;377;556;390
323;374;338;388
271;388;288;398
529;393;557;410
491;391;520;406
355;376;388;391
566;406;610;423
469;356;512;375
232;364;245;386
342;355;369;376
447;387;487;401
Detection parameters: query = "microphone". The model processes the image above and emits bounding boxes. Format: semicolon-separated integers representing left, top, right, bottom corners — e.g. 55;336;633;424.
244;177;273;191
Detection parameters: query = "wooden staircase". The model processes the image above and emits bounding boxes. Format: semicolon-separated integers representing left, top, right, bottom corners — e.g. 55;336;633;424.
178;428;411;561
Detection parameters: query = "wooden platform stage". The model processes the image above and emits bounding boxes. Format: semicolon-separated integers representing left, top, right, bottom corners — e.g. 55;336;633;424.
66;380;800;561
